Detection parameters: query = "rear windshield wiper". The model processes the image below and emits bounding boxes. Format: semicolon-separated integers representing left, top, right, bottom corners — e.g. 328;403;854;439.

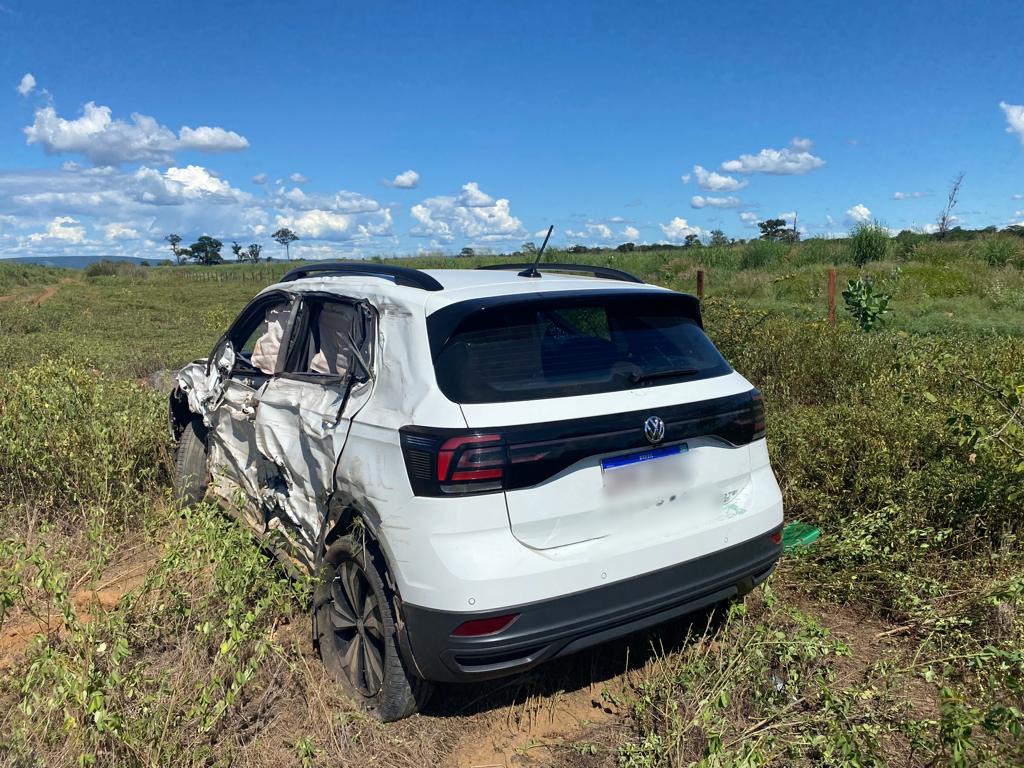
630;366;700;384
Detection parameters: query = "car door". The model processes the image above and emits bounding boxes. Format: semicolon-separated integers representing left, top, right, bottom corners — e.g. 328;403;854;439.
203;291;297;515
253;294;377;551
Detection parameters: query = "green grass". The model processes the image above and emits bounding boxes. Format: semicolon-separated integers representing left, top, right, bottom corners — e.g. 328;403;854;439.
0;242;1022;766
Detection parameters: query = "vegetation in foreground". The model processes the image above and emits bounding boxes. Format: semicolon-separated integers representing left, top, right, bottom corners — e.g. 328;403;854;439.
0;241;1022;766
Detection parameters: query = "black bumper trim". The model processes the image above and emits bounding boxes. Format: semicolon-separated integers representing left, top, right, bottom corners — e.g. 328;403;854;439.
401;528;781;683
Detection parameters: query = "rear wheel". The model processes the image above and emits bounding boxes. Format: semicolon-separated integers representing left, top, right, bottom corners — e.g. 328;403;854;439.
173;419;209;507
314;536;431;721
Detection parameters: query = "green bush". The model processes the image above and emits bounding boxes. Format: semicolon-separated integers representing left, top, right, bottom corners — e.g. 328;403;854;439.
976;236;1021;267
842;275;892;330
0;360;167;525
849;222;890;266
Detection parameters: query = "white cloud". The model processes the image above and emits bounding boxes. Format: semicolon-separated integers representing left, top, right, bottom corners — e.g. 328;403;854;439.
252;172;267;185
289;172;308;184
27;216;86;244
845;203;872;225
660;217;704;242
680;173;691;184
720;138;825;175
621;225;640;240
276;209;350;238
23;100;249;166
103;222;140;241
739;211;759;227
410;182;524;243
177;126;248;152
692;164;747;192
893;191;929;200
1013;193;1023;200
16;73;36;96
1000;102;1024;145
789;136;813;151
691;194;740;209
164;165;237;198
389;169;420;189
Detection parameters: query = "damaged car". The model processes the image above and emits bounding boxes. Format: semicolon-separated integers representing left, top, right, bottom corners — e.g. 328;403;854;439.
170;260;784;721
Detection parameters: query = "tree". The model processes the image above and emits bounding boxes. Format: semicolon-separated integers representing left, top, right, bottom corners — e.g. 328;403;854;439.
936;172;964;241
709;229;729;247
459;246;475;258
189;236;224;265
758;219;787;241
521;242;537;255
616;242;636;252
272;227;299;260
231;241;244;260
246;243;263;262
165;233;188;265
683;233;702;248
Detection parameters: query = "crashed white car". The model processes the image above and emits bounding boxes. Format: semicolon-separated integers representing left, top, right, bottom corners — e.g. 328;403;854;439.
170;261;784;721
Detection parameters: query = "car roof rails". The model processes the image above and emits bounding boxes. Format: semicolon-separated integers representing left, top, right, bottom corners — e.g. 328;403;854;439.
279;262;445;291
476;262;645;284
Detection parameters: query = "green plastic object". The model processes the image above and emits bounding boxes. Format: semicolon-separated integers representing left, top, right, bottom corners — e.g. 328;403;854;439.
782;521;820;553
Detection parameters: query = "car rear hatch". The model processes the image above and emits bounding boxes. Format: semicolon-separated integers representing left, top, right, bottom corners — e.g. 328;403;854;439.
413;289;765;550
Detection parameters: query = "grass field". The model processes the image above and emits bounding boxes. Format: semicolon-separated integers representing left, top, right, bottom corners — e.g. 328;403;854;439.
1;238;1022;767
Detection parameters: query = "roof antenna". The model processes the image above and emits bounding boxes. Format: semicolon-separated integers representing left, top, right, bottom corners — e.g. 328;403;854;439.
518;225;553;278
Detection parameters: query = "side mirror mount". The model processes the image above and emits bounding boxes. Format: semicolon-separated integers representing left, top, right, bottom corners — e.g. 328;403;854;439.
215;340;237;375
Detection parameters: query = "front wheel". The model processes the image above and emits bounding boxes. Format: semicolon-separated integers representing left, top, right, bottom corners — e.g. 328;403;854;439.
172;418;209;507
314;536;431;721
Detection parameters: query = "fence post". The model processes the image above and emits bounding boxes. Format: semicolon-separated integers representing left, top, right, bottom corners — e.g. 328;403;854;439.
696;269;705;301
827;268;837;325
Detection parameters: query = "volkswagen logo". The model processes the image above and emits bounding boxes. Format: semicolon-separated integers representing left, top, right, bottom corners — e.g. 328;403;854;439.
643;415;666;445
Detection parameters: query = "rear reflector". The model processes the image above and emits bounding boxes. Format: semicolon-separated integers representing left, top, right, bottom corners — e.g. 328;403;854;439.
769;530;782;546
451;613;519;637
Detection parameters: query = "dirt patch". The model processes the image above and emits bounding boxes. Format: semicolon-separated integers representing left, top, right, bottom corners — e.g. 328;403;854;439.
0;545;155;670
0;280;66;306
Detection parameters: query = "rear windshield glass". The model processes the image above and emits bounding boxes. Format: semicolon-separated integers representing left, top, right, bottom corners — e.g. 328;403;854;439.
431;293;732;403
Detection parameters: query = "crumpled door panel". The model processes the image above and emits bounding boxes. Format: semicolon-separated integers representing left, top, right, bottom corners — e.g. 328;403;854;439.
254;377;350;548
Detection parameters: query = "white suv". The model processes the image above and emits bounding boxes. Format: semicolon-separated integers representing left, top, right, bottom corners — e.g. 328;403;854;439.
170;261;783;721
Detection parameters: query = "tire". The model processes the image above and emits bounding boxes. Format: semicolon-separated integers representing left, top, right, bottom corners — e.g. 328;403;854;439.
173;418;209;507
314;536;432;721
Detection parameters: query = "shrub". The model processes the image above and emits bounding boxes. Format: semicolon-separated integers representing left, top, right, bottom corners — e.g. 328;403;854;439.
976;236;1021;267
842;276;891;330
849;222;890;266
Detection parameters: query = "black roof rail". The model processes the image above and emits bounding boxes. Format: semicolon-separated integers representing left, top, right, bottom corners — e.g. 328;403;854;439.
279;262;444;291
476;262;644;284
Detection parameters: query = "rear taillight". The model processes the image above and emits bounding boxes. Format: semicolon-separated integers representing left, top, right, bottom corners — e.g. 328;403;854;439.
401;430;508;496
751;389;766;440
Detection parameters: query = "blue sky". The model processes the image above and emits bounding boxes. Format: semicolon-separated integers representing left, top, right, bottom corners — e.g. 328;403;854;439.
1;0;1023;260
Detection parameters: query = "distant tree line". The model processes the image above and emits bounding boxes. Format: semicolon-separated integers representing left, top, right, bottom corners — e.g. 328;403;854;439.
163;228;300;265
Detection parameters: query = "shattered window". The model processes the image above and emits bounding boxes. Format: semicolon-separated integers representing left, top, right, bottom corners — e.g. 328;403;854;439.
241;302;290;374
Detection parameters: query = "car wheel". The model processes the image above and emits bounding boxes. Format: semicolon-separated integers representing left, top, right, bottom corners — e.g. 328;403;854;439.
314;536;432;722
173;418;209;507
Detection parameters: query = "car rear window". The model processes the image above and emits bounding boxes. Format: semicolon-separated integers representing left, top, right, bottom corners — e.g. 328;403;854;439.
431;292;732;403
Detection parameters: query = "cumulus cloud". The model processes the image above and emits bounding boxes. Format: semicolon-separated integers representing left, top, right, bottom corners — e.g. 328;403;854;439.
103;222;140;241
738;211;759;227
720;138;825;175
410;182;524;243
252;172;267;185
621;225;640;240
1000;102;1024;144
691;194;740;209
692;165;747;192
893;191;929;200
660;217;704;242
388;169;420;189
289;172;308;184
16;73;36;96
845;203;872;225
23;100;249;165
27;216;86;244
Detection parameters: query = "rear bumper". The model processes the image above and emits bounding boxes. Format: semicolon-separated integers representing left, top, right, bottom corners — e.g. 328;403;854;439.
399;527;781;683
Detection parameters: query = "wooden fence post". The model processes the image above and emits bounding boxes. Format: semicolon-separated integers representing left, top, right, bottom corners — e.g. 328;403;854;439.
696;269;705;301
827;268;837;325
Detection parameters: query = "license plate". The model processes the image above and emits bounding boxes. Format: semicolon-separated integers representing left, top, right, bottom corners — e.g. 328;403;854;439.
601;444;688;492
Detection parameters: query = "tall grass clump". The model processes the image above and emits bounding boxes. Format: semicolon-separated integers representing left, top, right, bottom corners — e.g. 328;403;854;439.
975;236;1021;267
849;221;890;266
739;239;787;270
